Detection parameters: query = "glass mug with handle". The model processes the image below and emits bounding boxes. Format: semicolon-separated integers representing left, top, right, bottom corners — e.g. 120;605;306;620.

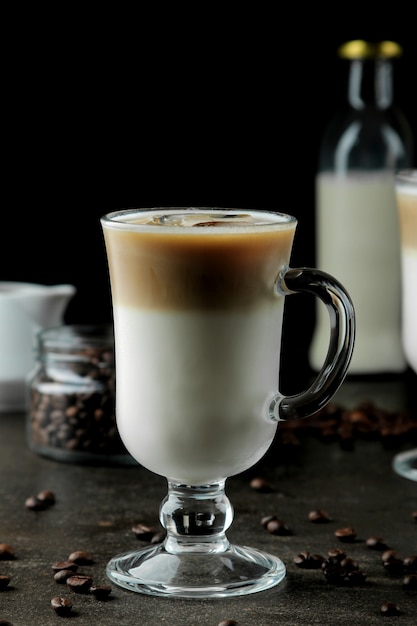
392;170;417;481
101;208;355;598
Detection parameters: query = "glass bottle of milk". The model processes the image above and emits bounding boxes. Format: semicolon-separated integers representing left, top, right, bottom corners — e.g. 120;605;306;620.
310;40;414;375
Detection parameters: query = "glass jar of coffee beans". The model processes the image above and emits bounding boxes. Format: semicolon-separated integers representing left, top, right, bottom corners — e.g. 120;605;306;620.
26;325;134;464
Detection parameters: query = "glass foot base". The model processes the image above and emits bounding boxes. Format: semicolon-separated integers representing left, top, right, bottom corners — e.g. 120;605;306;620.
392;448;417;482
107;543;286;598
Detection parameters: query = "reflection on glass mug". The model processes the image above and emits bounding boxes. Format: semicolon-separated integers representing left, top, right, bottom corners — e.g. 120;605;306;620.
101;208;355;598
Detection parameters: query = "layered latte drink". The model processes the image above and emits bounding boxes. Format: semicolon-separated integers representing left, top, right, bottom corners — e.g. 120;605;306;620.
396;171;417;373
102;209;296;484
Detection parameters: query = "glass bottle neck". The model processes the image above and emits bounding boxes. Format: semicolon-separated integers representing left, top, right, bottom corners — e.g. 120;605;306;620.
348;59;393;110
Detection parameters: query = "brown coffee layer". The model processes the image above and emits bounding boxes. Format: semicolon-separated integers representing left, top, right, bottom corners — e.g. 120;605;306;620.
102;225;295;311
397;192;417;250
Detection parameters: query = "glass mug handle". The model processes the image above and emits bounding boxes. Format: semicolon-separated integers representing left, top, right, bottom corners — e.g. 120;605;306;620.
269;267;355;422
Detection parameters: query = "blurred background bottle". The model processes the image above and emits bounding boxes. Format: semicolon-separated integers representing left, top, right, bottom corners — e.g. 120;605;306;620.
310;40;414;375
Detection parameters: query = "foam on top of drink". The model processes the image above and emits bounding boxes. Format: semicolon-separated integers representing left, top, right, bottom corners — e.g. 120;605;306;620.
103;209;296;233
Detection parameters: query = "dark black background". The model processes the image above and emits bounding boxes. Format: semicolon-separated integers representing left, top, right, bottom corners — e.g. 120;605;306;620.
3;10;416;391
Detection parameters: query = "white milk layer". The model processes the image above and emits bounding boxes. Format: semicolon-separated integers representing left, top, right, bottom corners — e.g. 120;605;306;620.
113;304;283;484
402;249;417;373
310;172;405;374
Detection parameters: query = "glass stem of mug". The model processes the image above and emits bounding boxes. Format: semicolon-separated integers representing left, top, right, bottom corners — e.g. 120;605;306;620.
160;481;233;554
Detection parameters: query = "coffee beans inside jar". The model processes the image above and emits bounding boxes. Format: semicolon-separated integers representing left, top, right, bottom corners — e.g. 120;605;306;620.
27;325;134;464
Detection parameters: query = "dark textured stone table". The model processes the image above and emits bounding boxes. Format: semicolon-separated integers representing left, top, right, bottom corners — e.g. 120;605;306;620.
1;377;416;626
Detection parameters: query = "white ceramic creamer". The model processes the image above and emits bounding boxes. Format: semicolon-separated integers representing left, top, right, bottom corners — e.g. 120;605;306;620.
0;282;76;412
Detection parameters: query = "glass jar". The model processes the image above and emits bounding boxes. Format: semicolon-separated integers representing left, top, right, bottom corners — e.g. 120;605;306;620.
26;325;134;465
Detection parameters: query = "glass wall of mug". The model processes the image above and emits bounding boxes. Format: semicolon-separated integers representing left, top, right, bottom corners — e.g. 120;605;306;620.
392;170;417;481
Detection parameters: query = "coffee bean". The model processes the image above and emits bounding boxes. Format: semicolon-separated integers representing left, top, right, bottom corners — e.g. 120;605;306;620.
338;556;356;570
293;551;324;569
217;621;239;626
51;596;73;616
322;553;366;586
66;574;93;593
265;518;292;536
249;477;274;493
0;575;11;590
0;620;13;625
366;536;388;550
54;569;76;584
131;523;157;541
327;548;346;561
334;527;356;542
25;496;47;511
89;584;112;599
346;569;367;585
383;556;404;576
402;574;417;589
308;509;332;523
279;399;417;448
403;554;417;572
37;489;55;505
381;549;398;563
52;561;78;572
0;544;15;560
380;601;401;616
260;514;277;528
412;510;417;522
68;550;94;565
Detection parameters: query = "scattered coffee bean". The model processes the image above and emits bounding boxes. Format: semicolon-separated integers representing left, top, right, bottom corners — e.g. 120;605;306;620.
52;561;78;572
403;554;417;572
339;557;359;572
380;601;401;616
131;523;157;541
25;495;47;511
0;575;11;590
51;596;73;616
322;553;366;586
401;574;417;590
89;584;112;599
54;569;76;584
381;549;398;563
265;518;292;536
0;544;15;560
334;527;356;542
0;620;13;625
383;556;404;576
279;400;417;449
412;510;417;522
36;489;55;505
217;621;239;626
66;574;93;594
346;569;367;585
327;548;346;561
308;509;332;523
249;477;274;493
260;514;277;528
68;550;94;565
293;551;324;569
366;536;388;550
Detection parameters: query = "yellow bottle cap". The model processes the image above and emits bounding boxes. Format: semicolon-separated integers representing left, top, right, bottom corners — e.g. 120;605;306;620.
338;40;403;59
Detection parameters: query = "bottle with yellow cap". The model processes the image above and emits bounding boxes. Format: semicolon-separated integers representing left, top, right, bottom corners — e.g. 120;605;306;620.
310;40;414;375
